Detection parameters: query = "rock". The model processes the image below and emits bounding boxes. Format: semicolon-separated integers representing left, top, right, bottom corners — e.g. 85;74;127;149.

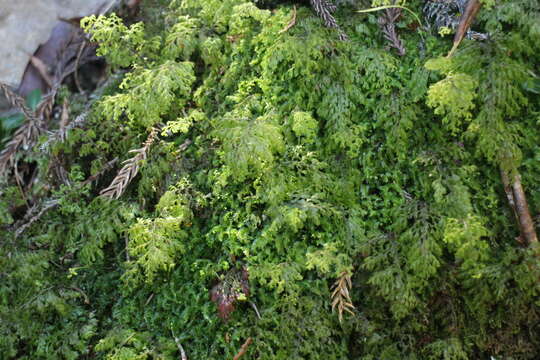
0;0;110;88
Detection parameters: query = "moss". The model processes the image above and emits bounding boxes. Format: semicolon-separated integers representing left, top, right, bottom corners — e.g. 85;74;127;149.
1;0;540;359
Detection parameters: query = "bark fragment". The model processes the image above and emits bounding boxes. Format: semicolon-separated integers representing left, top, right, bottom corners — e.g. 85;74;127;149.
501;168;538;246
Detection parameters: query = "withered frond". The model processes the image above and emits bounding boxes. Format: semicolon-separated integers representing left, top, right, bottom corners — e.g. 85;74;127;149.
310;0;348;40
0;119;42;175
99;128;158;199
379;7;406;56
0;82;44;175
0;82;38;122
331;270;355;323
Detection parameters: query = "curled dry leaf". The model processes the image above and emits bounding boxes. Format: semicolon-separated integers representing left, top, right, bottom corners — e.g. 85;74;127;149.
448;0;482;57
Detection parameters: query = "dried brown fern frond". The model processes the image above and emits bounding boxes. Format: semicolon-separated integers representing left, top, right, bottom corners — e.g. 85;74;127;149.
41;112;88;151
378;6;406;56
331;270;355;323
310;0;348;40
0;121;42;174
0;82;44;175
99;128;158;199
0;82;38;122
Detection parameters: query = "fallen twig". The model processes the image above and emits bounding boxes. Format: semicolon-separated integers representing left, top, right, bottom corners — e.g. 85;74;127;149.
171;329;188;360
501;168;538;246
279;6;297;34
70;286;90;304
233;337;252;360
510;173;538;245
14;200;59;238
30;56;54;89
81;158;118;186
249;301;261;320
144;293;154;306
74;41;88;93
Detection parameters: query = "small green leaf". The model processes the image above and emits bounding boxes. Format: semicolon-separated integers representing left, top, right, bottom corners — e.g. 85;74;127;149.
523;78;540;94
1;113;24;131
26;88;42;110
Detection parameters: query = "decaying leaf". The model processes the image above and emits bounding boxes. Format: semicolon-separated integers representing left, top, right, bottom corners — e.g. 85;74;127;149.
210;267;250;321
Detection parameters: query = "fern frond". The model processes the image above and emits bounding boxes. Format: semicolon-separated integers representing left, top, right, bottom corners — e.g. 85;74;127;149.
0;82;43;175
99;128;157;199
310;0;348;40
378;6;406;56
331;271;355;323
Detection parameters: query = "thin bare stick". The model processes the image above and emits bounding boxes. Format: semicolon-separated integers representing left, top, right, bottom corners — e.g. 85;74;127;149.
73;41;88;93
233;337;253;360
279;6;297;34
30;56;54;89
144;293;154;306
14;200;59;238
501;168;538;246
500;168;519;225
60;99;69;131
171;329;188;360
81;158;118;186
124;235;130;262
71;286;90;304
249;301;261;320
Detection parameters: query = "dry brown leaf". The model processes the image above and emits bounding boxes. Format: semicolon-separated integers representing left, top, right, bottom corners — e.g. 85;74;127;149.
448;0;482;57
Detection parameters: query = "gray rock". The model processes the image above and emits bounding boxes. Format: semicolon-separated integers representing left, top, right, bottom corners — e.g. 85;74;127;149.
0;0;111;88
